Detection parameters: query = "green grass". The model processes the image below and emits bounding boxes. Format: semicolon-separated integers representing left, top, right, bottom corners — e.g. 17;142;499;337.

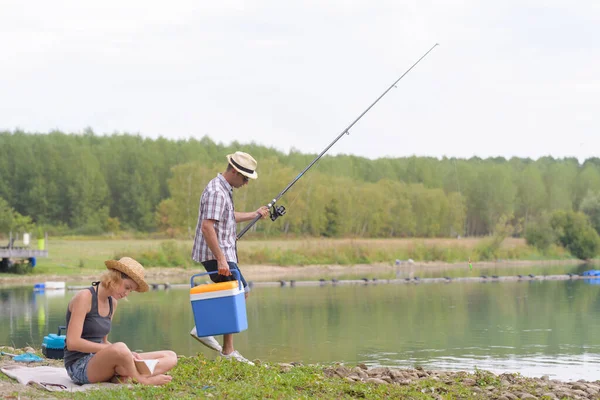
51;355;485;399
34;238;179;273
10;236;579;277
0;349;567;399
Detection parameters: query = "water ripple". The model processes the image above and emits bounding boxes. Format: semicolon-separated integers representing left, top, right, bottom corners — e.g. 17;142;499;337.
362;351;600;381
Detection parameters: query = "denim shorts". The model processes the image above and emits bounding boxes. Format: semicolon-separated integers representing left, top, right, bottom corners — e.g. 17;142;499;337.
66;353;93;385
201;260;249;293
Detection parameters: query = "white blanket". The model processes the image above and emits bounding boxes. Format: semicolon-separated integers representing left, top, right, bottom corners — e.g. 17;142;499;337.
1;365;120;392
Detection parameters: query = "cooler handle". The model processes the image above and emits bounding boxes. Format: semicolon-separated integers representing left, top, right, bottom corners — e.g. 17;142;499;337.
190;269;242;291
58;325;66;336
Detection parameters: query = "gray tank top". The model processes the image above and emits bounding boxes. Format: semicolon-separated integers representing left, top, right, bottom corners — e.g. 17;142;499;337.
64;283;113;368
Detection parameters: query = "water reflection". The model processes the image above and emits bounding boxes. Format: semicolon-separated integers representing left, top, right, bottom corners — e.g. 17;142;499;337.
2;276;600;381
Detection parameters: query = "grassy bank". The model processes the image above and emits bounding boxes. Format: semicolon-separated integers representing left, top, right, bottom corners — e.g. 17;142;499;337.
25;237;574;277
1;347;594;400
238;237;570;266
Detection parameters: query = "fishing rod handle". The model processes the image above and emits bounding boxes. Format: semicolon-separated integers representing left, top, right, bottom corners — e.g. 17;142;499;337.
237;199;275;240
237;212;263;240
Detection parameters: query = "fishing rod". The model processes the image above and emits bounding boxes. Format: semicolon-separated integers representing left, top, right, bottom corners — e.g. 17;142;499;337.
237;43;439;240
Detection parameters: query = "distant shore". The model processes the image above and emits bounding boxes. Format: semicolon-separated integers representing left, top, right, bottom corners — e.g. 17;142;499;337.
0;258;590;287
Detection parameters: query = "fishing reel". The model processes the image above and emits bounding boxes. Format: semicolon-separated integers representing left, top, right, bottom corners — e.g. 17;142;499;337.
270;205;286;221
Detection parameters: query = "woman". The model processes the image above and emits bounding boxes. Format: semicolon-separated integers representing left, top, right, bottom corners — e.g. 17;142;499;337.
64;257;177;386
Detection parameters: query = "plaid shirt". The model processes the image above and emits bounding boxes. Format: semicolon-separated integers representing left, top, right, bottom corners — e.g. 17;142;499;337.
191;174;238;263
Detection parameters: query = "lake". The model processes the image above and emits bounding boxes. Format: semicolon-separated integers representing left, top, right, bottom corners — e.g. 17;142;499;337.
2;273;600;381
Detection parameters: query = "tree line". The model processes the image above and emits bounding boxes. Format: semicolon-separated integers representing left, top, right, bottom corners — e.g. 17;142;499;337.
1;130;600;246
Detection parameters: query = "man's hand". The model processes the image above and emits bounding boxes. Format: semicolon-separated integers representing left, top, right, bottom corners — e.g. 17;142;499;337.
217;258;231;276
256;206;269;219
132;352;143;360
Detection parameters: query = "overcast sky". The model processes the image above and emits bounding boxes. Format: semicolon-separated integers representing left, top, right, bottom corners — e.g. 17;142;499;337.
1;1;598;161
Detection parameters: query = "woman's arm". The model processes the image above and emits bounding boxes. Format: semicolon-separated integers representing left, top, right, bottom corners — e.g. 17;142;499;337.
66;290;111;353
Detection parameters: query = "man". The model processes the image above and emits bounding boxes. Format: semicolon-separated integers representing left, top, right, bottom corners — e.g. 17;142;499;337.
190;151;268;365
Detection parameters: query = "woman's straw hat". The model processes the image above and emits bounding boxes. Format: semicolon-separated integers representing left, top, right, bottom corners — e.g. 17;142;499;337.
104;257;149;292
226;151;258;179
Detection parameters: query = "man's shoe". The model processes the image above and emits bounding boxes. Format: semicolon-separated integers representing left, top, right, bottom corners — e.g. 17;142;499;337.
219;350;255;366
190;327;222;352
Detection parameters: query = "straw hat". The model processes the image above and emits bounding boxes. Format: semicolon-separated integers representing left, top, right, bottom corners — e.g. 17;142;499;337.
104;257;149;293
226;151;258;179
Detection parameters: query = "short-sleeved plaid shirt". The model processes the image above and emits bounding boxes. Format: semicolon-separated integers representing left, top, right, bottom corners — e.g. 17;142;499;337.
191;174;238;263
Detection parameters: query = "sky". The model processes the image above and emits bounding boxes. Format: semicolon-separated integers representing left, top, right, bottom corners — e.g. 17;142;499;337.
1;0;598;161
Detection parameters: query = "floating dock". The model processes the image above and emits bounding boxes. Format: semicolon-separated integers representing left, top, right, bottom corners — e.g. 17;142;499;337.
64;273;592;291
248;273;587;288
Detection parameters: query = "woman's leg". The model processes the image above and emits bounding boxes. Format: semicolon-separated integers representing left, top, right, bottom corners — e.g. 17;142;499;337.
136;350;178;375
86;342;172;386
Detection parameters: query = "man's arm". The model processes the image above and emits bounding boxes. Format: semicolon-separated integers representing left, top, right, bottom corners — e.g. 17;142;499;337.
200;219;230;276
234;206;269;223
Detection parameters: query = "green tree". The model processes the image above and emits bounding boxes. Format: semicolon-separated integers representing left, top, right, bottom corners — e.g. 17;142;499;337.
0;197;15;232
0;197;34;233
3;129;600;239
410;185;449;237
541;159;578;211
322;199;341;237
515;164;546;233
465;164;516;235
157;163;220;236
574;165;600;210
65;149;110;232
378;179;415;237
446;192;467;237
580;191;600;235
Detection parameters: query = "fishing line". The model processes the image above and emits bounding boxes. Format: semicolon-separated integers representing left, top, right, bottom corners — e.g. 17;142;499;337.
238;43;440;240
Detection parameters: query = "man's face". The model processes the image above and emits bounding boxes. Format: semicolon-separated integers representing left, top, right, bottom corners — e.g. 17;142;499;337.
233;170;249;188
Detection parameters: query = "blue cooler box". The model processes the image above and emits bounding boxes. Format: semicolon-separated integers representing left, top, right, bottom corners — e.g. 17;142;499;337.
190;270;248;337
42;326;66;359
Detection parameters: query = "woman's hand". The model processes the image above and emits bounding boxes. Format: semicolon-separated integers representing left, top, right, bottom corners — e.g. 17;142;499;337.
132;352;143;360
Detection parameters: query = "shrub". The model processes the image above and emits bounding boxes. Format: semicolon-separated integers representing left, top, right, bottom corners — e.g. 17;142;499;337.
474;238;500;261
550;210;600;260
123;240;193;268
525;214;556;251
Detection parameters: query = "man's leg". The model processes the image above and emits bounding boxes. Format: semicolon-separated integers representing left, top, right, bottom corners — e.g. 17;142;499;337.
220;288;247;354
190;260;253;364
220;261;243;356
189;260;223;352
217;262;254;365
222;334;234;354
190;326;222;352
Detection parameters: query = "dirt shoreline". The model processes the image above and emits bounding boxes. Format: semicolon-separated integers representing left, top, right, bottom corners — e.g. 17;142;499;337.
0;259;589;287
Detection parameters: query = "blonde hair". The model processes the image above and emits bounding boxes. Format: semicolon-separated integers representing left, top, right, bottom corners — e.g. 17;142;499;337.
100;269;131;293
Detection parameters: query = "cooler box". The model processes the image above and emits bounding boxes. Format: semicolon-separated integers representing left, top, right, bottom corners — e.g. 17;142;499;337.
42;326;66;359
190;270;248;337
